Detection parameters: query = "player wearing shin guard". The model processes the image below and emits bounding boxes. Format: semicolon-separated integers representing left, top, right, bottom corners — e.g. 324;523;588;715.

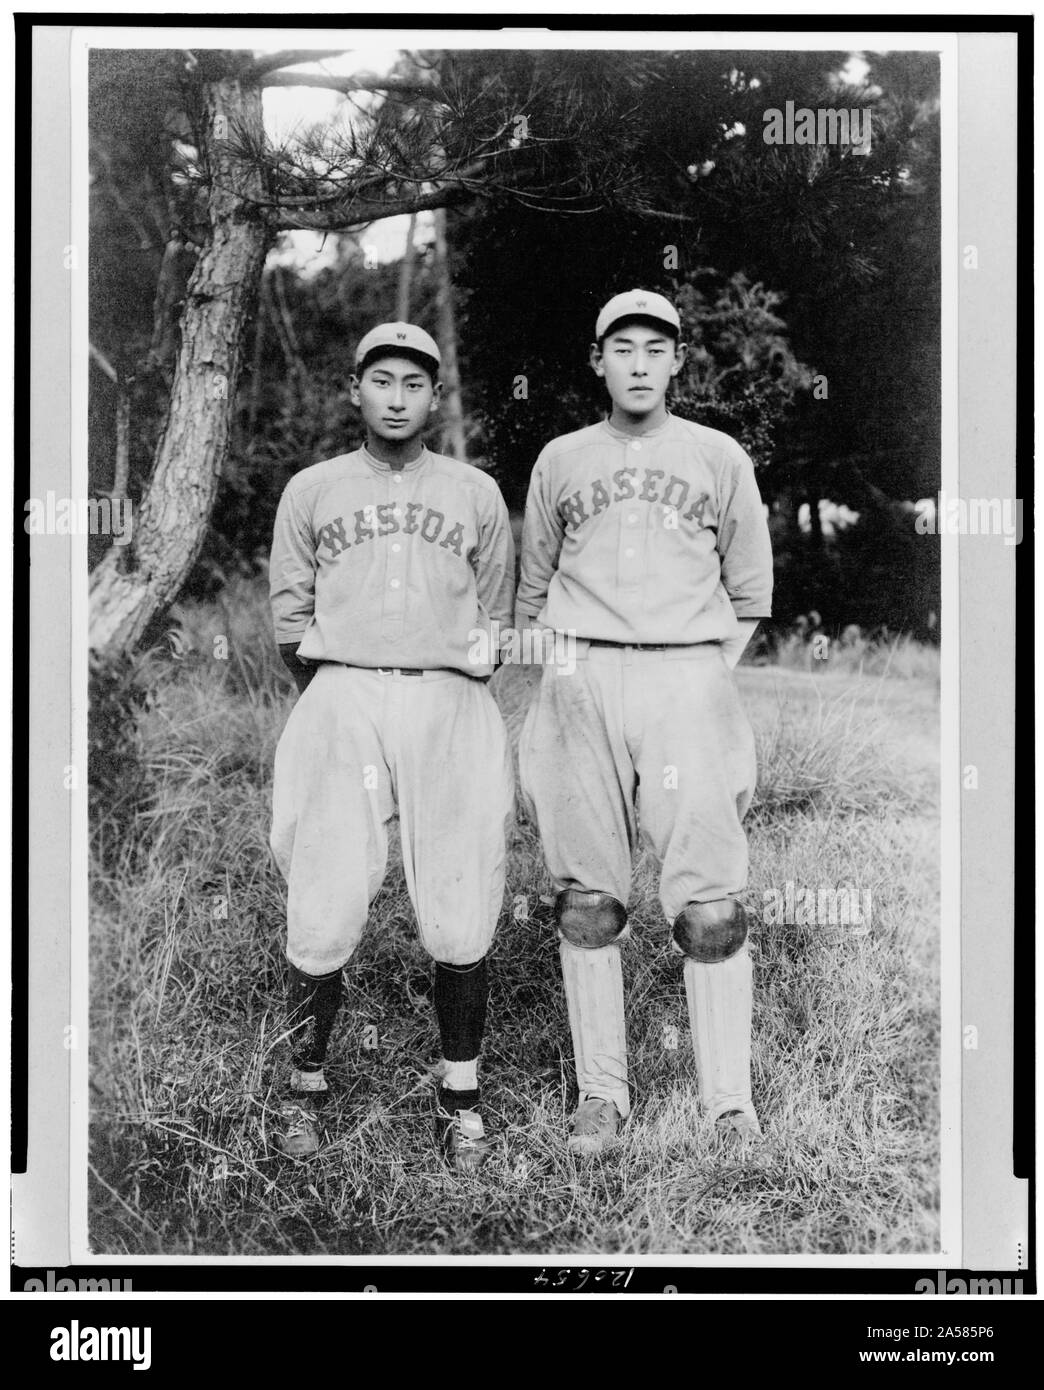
516;290;772;1154
555;890;629;1153
269;323;515;1169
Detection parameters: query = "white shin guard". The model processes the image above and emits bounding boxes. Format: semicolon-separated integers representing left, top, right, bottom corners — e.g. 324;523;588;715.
559;940;630;1119
683;945;756;1124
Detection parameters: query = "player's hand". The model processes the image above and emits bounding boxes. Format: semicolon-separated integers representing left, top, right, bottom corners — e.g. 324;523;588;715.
279;641;317;695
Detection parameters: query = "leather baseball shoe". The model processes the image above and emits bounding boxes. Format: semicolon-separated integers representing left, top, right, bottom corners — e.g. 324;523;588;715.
273;1100;322;1159
715;1105;763;1153
568;1097;622;1156
272;1068;328;1159
434;1085;494;1173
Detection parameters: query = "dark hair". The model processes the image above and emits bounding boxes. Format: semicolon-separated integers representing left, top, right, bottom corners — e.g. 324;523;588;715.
357;346;440;384
596;314;680;352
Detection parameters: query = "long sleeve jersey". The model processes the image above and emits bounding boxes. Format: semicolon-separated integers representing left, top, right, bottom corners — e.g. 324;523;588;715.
515;414;773;643
270;444;515;677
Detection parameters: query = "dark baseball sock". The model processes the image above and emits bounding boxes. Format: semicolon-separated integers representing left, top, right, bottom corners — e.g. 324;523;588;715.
434;957;488;1066
437;1082;480;1115
287;963;343;1072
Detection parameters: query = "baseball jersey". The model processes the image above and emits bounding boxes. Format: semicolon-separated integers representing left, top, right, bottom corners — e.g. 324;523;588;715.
270;444;514;677
515;414;772;643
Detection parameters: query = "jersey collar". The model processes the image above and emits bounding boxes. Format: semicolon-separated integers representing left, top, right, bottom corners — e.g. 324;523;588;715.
360;442;431;474
601;412;675;443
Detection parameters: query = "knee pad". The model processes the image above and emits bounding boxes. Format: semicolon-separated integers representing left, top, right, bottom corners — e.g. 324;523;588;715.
673;899;748;963
555;889;628;949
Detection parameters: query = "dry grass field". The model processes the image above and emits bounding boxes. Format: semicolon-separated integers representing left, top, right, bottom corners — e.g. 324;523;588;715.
88;578;940;1257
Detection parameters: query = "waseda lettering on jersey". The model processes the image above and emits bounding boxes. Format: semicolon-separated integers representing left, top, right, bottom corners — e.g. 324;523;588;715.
317;505;468;560
560;471;711;532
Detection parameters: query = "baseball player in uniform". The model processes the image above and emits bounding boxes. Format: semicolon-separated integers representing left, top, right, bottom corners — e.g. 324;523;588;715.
269;323;515;1171
516;290;773;1154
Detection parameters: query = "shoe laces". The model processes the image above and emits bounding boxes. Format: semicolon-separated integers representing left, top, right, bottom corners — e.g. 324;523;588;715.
281;1104;317;1139
446;1108;486;1147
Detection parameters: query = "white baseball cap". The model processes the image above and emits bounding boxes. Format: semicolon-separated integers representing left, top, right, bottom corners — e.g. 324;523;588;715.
355;322;441;374
595;290;681;341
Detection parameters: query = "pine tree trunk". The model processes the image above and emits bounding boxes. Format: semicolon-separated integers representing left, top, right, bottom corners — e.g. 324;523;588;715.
88;73;271;657
432;208;467;462
396;212;418;321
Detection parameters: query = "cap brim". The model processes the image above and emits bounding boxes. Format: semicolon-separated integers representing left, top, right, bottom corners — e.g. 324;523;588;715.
598;313;680;341
356;345;440;378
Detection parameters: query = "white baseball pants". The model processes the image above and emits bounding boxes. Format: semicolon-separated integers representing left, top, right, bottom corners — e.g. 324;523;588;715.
519;643;759;1122
271;664;515;975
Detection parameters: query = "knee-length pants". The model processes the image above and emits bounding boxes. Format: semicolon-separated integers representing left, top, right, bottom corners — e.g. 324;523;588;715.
519;643;757;920
271;664;515;975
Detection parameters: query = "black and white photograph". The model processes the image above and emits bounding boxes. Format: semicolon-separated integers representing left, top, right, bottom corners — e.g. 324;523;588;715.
13;17;1030;1313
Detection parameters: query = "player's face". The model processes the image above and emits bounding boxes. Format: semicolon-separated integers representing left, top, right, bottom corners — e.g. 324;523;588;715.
351;356;440;444
591;323;685;418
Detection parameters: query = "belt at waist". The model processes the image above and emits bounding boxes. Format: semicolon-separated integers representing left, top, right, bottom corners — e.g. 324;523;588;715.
586;639;697;652
314;662;468;679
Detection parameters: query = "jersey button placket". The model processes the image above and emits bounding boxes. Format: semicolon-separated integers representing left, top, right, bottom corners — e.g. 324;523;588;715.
618;445;642;589
639;435;667;611
383;473;407;642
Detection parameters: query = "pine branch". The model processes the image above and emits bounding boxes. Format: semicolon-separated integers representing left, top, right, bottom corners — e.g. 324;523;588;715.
633;207;700;223
259;71;440;98
247;153;502;214
270;181;473;232
240;50;348;80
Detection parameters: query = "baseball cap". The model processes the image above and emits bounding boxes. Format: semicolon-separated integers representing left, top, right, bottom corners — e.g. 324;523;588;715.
354;322;441;377
595;290;681;342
